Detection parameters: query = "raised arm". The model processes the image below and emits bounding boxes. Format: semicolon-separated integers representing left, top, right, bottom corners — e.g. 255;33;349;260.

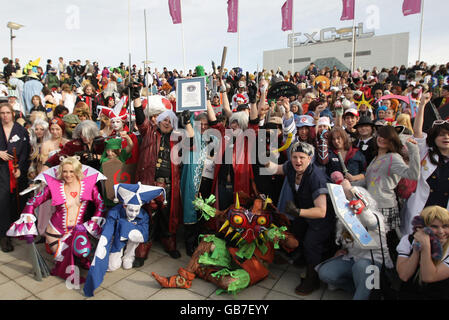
206;99;217;122
219;78;232;119
413;92;432;139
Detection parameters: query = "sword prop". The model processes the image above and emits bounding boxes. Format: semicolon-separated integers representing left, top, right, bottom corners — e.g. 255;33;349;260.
337;151;349;175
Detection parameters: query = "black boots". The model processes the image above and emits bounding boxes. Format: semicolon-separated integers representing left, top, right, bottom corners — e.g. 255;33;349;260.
133;257;145;268
184;224;199;257
0;237;14;253
161;236;181;259
295;264;320;296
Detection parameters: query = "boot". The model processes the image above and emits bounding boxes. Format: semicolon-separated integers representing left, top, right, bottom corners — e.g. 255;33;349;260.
184;224;199;257
122;241;140;270
161;236;181;259
152;267;195;289
295;264;320;296
133;242;152;268
0;237;13;253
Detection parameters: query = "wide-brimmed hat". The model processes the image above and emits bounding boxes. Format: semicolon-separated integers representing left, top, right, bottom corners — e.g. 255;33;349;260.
11;69;24;78
295;115;315;127
354;115;375;129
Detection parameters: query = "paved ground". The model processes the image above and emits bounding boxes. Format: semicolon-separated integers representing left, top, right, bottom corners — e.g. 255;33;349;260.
0;236;352;301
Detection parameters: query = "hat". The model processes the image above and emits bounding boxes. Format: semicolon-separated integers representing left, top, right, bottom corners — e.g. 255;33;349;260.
27;72;39;80
97;102;128;121
113;182;166;206
235;94;246;103
105;138;122;151
62;114;81;124
317;117;331;128
236;103;250;112
353;90;363;97
342;99;352;110
295;115;315;127
11;70;24;78
145;95;172;116
354;115;375;129
344;108;359;117
375;121;405;135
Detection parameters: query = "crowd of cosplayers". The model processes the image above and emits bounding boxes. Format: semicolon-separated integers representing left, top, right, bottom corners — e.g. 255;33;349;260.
0;56;449;299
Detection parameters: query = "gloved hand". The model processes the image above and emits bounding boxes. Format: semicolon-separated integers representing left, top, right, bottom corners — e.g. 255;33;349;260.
349;199;365;215
181;110;192;126
247;82;258;104
285;201;300;217
129;82;142;100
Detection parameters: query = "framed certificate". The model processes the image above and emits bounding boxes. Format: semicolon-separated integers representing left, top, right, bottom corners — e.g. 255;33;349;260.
175;77;207;112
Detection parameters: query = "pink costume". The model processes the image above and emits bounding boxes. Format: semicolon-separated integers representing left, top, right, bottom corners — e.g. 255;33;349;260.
7;167;106;283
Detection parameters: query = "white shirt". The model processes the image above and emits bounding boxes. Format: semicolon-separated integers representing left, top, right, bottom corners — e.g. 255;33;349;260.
397;235;449;268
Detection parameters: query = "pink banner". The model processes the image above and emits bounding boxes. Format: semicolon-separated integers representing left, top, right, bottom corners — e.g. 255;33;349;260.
227;0;238;33
340;0;355;21
168;0;182;24
281;0;293;31
402;0;421;16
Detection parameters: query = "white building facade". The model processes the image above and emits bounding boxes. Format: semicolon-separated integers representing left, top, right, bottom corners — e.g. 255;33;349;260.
263;24;409;73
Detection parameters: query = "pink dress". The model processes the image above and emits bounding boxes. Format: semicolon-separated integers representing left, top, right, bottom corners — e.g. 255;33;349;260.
8;172;106;282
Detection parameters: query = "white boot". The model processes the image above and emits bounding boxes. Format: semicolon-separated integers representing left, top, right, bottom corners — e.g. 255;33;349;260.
122;241;140;270
108;249;124;271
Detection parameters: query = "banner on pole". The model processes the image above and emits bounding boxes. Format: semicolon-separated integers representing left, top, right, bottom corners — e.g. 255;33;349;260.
340;0;355;21
227;0;238;33
168;0;182;24
402;0;422;16
281;0;293;31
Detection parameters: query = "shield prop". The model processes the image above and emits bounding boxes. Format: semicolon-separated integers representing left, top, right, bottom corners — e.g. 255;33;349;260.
327;183;379;249
102;159;133;200
267;81;300;100
313;76;331;90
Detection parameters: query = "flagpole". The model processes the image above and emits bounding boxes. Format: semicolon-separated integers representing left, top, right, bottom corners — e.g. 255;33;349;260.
418;0;424;62
291;0;295;75
180;0;187;74
144;9;150;99
351;2;356;73
237;0;240;68
128;0;132;130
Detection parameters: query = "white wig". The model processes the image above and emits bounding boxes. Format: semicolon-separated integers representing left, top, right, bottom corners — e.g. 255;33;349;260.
156;110;178;130
73;120;100;141
229;111;249;131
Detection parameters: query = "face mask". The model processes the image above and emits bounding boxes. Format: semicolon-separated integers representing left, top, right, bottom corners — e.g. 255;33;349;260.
125;204;141;221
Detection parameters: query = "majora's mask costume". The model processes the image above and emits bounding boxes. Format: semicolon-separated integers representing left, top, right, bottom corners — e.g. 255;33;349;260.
152;193;297;296
218;193;272;247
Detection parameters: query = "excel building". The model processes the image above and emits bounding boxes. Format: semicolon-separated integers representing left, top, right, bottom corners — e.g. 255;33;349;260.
263;23;409;73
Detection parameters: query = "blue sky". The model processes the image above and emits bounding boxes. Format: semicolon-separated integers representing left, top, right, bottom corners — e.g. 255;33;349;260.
1;0;448;74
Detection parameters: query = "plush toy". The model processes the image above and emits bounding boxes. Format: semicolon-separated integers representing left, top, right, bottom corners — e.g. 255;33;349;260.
411;215;443;261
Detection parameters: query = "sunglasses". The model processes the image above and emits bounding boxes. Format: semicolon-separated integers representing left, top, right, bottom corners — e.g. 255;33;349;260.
432;120;449;127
